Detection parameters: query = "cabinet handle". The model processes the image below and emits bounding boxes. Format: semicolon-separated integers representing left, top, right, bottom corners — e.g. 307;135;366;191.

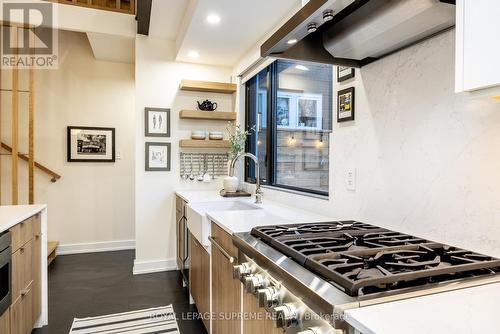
208;236;235;263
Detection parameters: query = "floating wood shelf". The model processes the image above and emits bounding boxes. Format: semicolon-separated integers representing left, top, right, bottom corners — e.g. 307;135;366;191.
179;110;236;121
179;140;230;149
179;80;237;94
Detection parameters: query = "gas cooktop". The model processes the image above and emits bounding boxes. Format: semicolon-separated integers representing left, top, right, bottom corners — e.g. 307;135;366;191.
251;221;500;297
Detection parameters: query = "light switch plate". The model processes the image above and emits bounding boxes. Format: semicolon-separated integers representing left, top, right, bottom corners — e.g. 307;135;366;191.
346;168;356;191
116;150;122;160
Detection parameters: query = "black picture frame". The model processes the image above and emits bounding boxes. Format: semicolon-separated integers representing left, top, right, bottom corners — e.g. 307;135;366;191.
337;66;355;82
337;87;355;123
145;107;170;137
145;142;171;171
67;126;115;162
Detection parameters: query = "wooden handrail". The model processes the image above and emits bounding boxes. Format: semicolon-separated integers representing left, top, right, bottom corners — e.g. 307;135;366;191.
1;142;61;183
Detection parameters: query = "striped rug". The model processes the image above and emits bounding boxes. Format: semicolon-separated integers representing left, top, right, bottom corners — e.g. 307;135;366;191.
69;305;180;334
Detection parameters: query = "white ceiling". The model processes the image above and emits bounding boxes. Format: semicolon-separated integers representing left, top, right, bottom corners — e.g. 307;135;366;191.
87;32;135;63
148;0;301;67
149;0;190;40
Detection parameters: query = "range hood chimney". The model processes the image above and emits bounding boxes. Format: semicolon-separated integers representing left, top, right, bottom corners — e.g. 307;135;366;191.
261;0;456;67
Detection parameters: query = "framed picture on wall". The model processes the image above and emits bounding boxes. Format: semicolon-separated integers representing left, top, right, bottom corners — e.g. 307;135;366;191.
67;126;115;162
145;107;170;137
337;66;355;82
337;87;355;122
145;142;171;171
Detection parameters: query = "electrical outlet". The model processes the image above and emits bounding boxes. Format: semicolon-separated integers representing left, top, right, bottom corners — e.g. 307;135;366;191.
346;168;356;191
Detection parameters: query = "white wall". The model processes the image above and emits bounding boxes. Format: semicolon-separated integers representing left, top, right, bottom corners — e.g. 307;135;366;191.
134;35;233;274
243;30;500;258
1;30;136;251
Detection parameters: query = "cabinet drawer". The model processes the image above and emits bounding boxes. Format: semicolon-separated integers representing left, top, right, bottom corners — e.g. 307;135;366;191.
12;240;34;303
211;222;238;259
0;308;9;334
10;282;34;334
10;215;37;253
211;222;241;334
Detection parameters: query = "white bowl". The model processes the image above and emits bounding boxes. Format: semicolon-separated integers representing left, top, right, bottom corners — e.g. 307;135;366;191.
209;131;223;136
191;134;206;140
209;135;223;140
192;130;206;136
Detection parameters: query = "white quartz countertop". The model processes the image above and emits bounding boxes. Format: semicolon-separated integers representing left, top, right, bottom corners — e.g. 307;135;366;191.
0;204;47;233
176;190;242;203
176;190;333;235
344;282;500;334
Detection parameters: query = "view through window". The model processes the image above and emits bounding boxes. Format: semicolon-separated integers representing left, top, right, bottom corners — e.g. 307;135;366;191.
245;60;332;196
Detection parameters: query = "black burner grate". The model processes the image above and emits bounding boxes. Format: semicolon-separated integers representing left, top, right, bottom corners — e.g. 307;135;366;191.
251;222;500;296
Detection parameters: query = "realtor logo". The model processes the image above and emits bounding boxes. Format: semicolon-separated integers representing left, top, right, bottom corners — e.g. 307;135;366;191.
1;1;58;69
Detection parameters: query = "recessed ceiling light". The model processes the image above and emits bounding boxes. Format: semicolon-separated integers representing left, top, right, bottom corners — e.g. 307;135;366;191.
188;50;200;58
295;65;309;71
287;39;298;45
206;14;221;25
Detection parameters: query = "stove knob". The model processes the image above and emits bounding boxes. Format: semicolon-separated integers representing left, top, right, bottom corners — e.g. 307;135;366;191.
257;286;281;309
243;276;254;292
246;274;269;294
233;262;252;280
273;303;300;329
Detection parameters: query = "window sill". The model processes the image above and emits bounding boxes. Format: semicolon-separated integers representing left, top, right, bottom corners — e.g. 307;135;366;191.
260;184;330;201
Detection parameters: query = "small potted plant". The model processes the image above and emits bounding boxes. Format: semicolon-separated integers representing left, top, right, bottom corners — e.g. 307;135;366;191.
224;122;255;192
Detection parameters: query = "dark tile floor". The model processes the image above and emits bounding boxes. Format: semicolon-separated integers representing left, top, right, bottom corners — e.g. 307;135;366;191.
32;250;207;334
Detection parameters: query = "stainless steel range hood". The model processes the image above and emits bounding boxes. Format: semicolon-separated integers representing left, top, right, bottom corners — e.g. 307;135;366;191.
261;0;456;67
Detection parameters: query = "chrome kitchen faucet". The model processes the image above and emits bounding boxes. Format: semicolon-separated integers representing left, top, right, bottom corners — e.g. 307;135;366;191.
229;152;263;204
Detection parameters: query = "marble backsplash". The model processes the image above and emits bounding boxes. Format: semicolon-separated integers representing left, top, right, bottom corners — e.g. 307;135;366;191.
255;29;500;258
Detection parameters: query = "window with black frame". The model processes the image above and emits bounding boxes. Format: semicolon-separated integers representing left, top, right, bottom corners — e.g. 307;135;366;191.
245;60;332;196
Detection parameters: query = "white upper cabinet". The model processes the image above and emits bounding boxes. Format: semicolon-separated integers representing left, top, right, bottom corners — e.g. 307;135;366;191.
455;0;500;93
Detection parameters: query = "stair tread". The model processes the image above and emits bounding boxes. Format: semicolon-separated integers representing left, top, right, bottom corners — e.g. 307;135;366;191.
48;241;58;254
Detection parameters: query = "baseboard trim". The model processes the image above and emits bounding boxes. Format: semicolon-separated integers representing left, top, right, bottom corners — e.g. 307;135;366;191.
56;240;135;255
133;258;178;275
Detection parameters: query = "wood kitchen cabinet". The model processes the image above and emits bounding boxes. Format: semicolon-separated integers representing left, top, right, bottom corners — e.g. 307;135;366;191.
211;222;241;334
176;195;186;270
188;232;210;331
0;309;9;334
455;0;500;92
8;213;42;334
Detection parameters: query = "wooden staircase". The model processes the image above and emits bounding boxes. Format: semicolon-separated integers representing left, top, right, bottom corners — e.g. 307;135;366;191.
44;0;135;14
1;24;62;266
48;242;59;265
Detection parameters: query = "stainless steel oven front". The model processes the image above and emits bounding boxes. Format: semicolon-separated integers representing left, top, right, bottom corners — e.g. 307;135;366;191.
0;231;12;317
234;250;349;334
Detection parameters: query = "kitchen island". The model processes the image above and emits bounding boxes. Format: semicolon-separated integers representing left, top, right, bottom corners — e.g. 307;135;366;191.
175;190;500;334
344;281;500;334
0;205;48;332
